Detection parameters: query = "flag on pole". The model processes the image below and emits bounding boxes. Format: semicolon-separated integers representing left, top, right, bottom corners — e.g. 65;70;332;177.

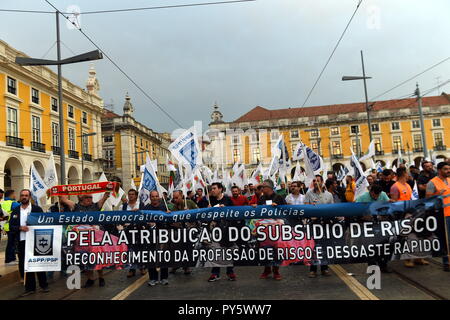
412;181;419;200
30;164;47;206
360;140;376;161
169;126;202;171
292;142;305;161
43;153;58;188
350;150;369;200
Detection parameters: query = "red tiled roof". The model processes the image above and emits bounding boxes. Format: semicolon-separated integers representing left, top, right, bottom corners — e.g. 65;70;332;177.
102;109;120;119
234;94;450;123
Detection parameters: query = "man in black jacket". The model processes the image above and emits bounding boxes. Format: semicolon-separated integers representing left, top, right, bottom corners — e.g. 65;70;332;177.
9;189;49;297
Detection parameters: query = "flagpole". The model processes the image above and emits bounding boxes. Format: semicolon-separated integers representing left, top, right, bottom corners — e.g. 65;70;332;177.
198;169;212;207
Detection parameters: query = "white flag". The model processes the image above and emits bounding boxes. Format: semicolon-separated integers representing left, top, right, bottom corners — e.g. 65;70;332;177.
360;140;376;161
412;181;419;200
30;164;47;200
169;126;202;171
292;142;305;161
43;153;58;188
350;151;369;200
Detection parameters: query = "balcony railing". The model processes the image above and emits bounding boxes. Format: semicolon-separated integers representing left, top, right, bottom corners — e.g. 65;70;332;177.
332;154;344;159
6;136;23;148
413;147;423;153
31;141;45;153
83;153;92;162
52;146;60;155
375;150;384;156
392;149;405;155
434;145;446;151
69;150;79;159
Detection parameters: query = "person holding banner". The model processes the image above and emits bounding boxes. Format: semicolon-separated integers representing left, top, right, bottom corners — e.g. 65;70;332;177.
426;161;450;271
392;167;429;268
145;190;174;286
122;189;148;278
304;175;334;278
59;192;111;288
8;189;49;297
207;182;237;282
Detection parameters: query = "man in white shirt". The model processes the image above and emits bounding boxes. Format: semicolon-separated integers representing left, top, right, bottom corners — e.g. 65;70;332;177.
285;181;305;205
8;189;48;297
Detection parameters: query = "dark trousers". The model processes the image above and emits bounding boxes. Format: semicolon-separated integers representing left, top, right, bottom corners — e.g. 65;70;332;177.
211;266;234;276
310;264;328;272
5;231;17;263
18;241;48;291
148;267;168;281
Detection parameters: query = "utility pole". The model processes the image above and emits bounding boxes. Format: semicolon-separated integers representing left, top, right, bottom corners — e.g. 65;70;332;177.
414;83;428;159
56;12;65;184
360;50;373;142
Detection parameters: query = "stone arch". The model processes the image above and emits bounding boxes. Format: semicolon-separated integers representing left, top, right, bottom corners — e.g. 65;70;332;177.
33;160;45;178
3;156;25;191
68;166;80;185
82;168;93;183
54;163;61;184
375;159;386;167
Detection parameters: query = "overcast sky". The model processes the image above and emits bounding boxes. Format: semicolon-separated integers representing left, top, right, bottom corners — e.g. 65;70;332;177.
1;0;449;133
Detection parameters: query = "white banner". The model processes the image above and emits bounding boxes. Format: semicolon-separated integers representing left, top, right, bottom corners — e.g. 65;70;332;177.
25;225;63;272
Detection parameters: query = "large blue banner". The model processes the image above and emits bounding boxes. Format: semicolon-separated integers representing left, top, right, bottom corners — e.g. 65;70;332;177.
26;197;443;225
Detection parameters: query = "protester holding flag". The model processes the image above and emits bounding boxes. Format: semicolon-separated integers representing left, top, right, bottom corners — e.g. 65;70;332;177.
426;161;450;272
8;189;49;297
194;188;209;208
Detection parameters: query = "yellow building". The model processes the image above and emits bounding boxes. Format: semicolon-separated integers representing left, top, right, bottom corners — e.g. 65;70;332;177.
101;94;171;191
207;95;450;174
0;39;104;191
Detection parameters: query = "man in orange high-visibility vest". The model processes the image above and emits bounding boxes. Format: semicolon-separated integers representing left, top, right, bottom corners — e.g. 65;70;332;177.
426;161;450;272
391;167;430;268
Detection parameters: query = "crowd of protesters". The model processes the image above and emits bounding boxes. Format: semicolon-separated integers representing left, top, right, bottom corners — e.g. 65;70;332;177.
1;158;450;297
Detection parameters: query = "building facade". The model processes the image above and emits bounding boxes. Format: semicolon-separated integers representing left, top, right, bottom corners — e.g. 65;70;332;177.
101;94;171;192
207;94;450;175
0;40;104;192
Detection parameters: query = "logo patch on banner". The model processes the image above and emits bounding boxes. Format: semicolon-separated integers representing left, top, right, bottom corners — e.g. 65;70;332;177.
179;138;198;170
34;229;54;256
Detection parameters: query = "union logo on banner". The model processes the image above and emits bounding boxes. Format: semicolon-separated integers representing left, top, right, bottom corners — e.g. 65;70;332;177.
34;229;54;256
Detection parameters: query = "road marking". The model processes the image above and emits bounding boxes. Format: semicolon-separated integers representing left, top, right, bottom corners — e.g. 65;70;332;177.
330;265;379;300
111;275;148;300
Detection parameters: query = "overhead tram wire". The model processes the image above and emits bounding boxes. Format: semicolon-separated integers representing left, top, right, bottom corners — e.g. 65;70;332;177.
0;1;256;15
370;55;450;101
301;0;363;108
44;0;184;128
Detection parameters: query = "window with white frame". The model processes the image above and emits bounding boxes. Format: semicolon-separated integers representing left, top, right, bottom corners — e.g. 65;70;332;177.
233;148;241;163
51;97;58;112
271;131;279;140
374;138;382;152
330;127;339;135
371;123;380;132
412;120;420;129
52;122;59;147
68;128;75;150
7;107;18;137
32;116;41;142
104;149;114;169
232;135;240;144
350;125;359;134
332;141;341;155
7;77;16;95
31;88;39;104
291;130;299;139
82;135;89;154
68;105;74;118
252;147;260;163
391;122;400;130
432;119;441;127
413;134;422;149
82;111;87;124
393;136;402;151
434;132;444;146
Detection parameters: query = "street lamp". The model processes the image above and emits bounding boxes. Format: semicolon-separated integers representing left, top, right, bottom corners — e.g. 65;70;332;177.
342;50;373;142
15;12;103;185
78;132;97;183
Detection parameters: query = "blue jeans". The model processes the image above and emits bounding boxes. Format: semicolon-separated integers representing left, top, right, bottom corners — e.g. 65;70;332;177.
5;231;17;263
211;266;234;276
